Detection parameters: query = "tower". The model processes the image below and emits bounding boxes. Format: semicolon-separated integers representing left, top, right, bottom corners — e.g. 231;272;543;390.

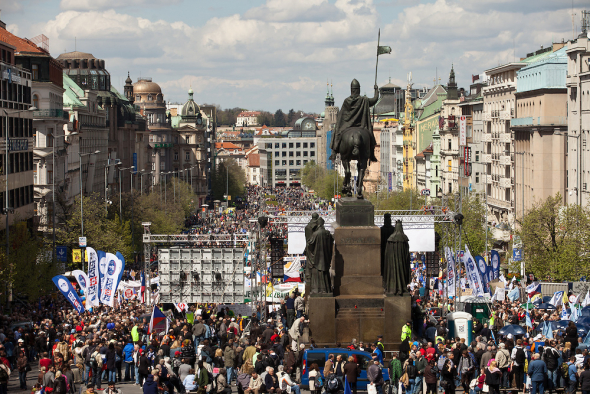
447;65;458;100
124;72;134;104
325;81;331;108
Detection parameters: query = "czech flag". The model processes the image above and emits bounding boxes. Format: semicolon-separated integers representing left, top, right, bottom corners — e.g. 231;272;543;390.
140;271;146;303
148;305;168;334
283;256;302;283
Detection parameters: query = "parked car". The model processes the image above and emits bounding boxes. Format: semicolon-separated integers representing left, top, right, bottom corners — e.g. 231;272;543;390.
301;348;390;391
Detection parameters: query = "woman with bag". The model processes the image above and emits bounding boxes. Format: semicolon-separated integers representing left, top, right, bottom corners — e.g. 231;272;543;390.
469;368;486;394
308;363;322;394
485;361;502;394
423;359;438;394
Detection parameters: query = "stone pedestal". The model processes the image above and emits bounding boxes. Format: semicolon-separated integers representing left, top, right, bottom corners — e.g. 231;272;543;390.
308;198;410;350
384;295;412;349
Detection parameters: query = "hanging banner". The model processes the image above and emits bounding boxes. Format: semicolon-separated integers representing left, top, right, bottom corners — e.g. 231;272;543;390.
73;249;82;263
463;245;485;296
86;247;100;307
100;253;123;307
52;275;85;314
491;250;500;279
445;247;456;298
72;270;89;294
485;266;494;285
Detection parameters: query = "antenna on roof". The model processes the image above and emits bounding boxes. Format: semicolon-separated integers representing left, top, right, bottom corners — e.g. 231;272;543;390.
75;36;76;51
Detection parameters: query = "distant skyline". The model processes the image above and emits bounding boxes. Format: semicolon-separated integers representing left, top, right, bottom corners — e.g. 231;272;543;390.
3;0;587;112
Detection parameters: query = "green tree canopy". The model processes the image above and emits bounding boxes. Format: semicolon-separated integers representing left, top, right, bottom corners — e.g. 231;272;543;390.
516;193;590;281
211;159;247;202
301;161;343;200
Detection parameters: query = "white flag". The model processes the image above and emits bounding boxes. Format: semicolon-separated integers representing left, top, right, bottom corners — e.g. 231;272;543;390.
462;245;485;296
499;274;508;287
72;269;89;294
86;247;100;307
583;290;590;307
100;253;123;307
549;291;564;307
445;247;456;298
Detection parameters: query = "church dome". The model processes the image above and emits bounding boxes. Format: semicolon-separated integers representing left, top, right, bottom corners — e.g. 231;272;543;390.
181;88;200;117
134;78;162;94
57;51;96;60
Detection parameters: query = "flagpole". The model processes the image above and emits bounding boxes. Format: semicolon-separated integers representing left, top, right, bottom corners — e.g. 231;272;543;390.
374;29;380;87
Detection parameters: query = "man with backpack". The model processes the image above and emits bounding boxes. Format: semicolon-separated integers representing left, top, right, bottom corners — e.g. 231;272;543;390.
192;318;207;348
567;356;578;394
542;340;560;389
88;341;103;389
496;343;511;389
458;350;474;394
406;355;418;394
511;339;527;390
414;352;427;394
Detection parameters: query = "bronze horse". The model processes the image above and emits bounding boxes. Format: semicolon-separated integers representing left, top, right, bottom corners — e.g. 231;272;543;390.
338;127;371;199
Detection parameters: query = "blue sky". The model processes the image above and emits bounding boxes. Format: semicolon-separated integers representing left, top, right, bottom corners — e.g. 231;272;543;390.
3;0;585;113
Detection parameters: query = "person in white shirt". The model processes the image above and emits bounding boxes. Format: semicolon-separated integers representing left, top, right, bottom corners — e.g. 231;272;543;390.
183;368;197;391
276;365;301;394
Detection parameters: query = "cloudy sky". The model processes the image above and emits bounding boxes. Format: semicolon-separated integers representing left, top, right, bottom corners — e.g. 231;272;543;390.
2;0;586;112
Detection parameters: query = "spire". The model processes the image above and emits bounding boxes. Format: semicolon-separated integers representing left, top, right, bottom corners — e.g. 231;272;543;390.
325;79;331;107
447;64;458;100
330;80;334;106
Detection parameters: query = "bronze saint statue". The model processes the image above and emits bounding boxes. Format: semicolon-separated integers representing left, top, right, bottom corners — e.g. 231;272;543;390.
383;220;410;295
380;213;395;281
307;217;333;294
328;79;379;199
304;213;320;283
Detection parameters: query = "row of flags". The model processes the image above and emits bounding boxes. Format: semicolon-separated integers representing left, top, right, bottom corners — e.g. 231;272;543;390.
53;246;137;314
445;246;500;297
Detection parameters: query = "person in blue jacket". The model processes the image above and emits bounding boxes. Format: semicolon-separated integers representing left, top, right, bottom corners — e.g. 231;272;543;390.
527;353;547;394
124;338;135;382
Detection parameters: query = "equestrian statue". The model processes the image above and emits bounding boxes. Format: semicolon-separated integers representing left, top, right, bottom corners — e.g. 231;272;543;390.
328;30;391;199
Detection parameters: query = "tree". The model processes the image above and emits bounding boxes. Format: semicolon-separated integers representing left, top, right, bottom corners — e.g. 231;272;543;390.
516;193;590;281
301;161;344;200
256;112;273;126
57;193;133;267
287;109;296;126
211;159;247;202
274;109;286;127
369;189;426;211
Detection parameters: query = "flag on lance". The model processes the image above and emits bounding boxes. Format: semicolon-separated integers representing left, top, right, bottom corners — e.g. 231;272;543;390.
100;253;123;307
86;247;100;307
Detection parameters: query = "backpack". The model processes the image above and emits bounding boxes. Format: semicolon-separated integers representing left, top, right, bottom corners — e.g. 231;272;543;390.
54;377;67;394
469;353;477;369
91;351;103;368
0;365;9;381
515;347;526;365
204;325;212;339
326;374;339;391
561;363;570;383
406;364;417;379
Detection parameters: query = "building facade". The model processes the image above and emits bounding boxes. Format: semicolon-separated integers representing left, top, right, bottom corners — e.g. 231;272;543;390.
0;24;35;231
236;111;260;127
379;123;403;191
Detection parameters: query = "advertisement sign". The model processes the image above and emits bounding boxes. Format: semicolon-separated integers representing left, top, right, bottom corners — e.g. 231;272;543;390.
445;247;456;297
513;248;523;262
388;172;392;192
56;246;67;262
463;245;485;296
491;250;500;279
459;115;467;145
464;147;471;176
79;237;87;247
100;253;123;307
72;270;89;293
86;247;100;307
52;275;85;314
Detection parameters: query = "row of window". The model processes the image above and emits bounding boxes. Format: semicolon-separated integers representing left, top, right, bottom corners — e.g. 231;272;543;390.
266;142;315;149
1;81;31;105
0;185;34;210
0;117;33;138
0;152;34;175
274;159;308;167
274;150;314;158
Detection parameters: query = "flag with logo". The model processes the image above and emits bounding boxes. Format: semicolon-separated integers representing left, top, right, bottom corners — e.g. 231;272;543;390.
445;247;456;298
73;249;82;263
542;321;554;339
583;291;590;308
549;291;564;307
115;251;126;292
97;250;107;302
571;303;580;322
475;255;488;293
490;250;500;279
72;269;89;294
86;247;100;307
148;305;168;334
526;282;540;298
140;271;146;303
462;245;485;296
52;275;85;314
175;303;188;313
100;253;123;307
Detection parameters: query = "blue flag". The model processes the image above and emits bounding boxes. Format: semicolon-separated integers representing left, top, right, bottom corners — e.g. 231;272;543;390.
115;251;126;293
525;311;532;328
491;250;500;279
52;275;85;314
507;287;520;301
344;377;352;394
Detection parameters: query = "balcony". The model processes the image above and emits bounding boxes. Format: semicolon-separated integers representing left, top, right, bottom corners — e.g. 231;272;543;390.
500;177;512;188
500;155;512;166
33;109;69;120
482;153;492;163
482;133;492;142
483;112;492;122
499;110;512;120
500;133;512;143
510;116;567;127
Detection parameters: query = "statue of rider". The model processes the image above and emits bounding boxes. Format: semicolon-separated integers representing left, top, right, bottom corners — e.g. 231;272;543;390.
329;79;379;162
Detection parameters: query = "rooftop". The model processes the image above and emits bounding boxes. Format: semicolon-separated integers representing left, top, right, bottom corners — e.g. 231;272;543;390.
0;26;46;55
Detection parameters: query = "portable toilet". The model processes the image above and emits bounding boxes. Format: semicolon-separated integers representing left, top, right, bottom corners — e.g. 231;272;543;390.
447;312;473;344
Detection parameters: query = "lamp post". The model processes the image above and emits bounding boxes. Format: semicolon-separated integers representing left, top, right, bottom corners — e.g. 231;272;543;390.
3;107;36;309
78;150;100;239
118;166;134;224
51;131;78;262
105;161;121;213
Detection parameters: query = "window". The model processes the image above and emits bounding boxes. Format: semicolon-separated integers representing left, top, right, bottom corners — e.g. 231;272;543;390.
274;151;279;157
289;160;294;166
303;151;308;157
152;162;156;171
475;172;480;183
282;160;287;166
32;64;39;80
448;139;452;150
266;143;272;149
296;160;301;166
448;183;452;193
475;151;480;162
289;143;293;148
282;151;286;157
185;151;190;161
310;151;315;157
282;143;287;149
303;160;308;165
448;160;452;171
306;353;326;370
296;151;301;157
296;143;301;148
310;142;315;148
275;143;279;149
289;151;294;157
33;94;39;109
275;160;279;166
303;142;308;148
174;151;179;161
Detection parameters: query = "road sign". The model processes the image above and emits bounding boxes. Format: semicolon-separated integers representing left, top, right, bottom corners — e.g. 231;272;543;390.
513;248;523;261
56;246;67;262
421;189;430;196
78;237;87;248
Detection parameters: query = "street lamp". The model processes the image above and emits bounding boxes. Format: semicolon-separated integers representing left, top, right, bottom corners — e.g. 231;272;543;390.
105;161;121;213
118;166;134;224
3;106;36;308
79;150;101;238
50;131;78;262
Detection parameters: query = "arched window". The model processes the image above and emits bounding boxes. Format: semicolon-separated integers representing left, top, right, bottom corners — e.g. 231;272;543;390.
32;94;39;109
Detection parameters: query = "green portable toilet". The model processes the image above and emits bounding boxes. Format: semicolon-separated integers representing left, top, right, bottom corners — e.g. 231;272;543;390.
463;297;492;326
447;312;473;344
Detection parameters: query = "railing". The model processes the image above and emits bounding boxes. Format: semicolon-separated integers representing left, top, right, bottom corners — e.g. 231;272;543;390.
500;155;512;166
500;177;512;188
510;116;567;127
33;109;69;119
